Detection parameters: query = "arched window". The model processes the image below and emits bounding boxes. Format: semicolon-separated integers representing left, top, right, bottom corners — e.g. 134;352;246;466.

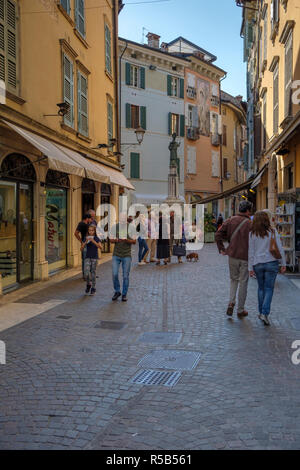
46;170;70;188
0;154;36;181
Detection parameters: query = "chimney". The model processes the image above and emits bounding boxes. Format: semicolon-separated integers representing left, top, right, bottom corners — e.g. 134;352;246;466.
161;42;169;52
146;32;161;49
235;95;243;101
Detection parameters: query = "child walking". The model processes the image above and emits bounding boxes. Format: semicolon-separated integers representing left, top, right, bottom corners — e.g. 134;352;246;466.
81;225;102;295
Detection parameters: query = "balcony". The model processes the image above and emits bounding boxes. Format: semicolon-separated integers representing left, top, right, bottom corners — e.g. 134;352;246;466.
187;127;200;141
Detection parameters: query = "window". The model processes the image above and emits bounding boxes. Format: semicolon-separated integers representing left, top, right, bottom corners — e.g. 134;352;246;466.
63;54;74;127
285;164;293;190
75;0;85;38
125;63;145;89
60;0;70;15
284;30;293;117
223;157;228;179
222;107;226;116
262;91;267;149
105;24;112;75
107;100;113;144
168;113;185;137
130;153;140;179
126;104;146;130
187;105;198;128
264;7;268;62
167;75;184;98
0;0;18;93
222;125;227;146
273;63;279;134
271;0;279;36
77;71;88;136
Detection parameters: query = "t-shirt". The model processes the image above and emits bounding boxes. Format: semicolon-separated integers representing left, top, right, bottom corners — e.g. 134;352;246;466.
76;221;88;240
111;223;133;258
83;236;101;259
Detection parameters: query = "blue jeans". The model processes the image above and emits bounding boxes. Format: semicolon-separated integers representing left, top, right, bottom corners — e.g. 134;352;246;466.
138;237;148;262
112;256;132;296
254;261;279;316
81;246;87;276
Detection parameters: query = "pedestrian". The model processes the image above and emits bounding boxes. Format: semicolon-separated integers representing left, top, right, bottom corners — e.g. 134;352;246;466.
215;200;253;318
109;213;136;302
88;209;97;227
137;214;149;266
173;220;186;263
145;211;158;263
81;224;103;295
156;214;170;266
217;213;224;230
74;213;92;279
249;211;286;326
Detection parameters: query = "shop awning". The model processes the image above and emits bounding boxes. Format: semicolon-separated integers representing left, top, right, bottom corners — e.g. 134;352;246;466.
92;161;135;190
250;163;268;189
3;121;85;177
54;144;109;184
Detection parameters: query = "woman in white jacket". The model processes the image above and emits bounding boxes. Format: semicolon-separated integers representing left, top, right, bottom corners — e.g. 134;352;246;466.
249;211;286;325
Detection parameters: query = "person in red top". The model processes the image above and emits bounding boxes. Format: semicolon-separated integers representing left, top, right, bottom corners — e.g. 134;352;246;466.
215;201;253;318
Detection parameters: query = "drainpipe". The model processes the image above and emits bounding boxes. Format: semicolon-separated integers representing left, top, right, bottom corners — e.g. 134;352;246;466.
219;72;227;195
119;39;128;161
113;0;122;162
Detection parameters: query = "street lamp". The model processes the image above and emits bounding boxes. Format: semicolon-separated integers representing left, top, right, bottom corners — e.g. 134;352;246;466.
135;126;145;145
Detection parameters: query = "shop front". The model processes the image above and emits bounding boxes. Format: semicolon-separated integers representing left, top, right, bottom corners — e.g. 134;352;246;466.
0;154;35;291
82;178;96;217
45;170;69;274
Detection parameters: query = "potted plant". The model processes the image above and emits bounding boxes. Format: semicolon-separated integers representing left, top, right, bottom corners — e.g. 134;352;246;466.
204;213;216;243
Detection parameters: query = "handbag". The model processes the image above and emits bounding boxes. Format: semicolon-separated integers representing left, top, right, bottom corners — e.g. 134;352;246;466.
270;229;282;260
173;243;186;257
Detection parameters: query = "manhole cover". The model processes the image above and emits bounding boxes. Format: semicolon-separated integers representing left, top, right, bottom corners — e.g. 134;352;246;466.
139;332;182;345
94;321;126;330
138;350;201;371
130;369;181;387
290;318;300;330
56;315;72;320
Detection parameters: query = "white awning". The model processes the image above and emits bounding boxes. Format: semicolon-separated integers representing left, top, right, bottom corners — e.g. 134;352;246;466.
92;161;135;190
3;121;85;177
54;144;109;184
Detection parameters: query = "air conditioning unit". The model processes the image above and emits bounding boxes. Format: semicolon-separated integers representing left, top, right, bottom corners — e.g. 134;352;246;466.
187;127;200;140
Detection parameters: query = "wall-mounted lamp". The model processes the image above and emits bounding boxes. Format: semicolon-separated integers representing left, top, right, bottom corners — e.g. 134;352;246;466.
43;102;70;117
121;127;145;147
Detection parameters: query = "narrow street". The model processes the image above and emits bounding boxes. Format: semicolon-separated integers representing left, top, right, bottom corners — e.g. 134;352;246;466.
0;244;299;450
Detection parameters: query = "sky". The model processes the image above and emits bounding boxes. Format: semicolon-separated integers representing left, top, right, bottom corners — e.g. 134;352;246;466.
119;0;247;99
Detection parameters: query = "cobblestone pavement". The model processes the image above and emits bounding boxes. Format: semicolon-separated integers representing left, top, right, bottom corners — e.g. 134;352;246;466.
0;244;300;450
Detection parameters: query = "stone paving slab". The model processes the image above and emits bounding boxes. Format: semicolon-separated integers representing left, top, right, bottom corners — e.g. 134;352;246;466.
0;245;300;450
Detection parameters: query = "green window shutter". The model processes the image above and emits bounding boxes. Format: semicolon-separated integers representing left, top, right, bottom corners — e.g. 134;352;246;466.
140;67;145;89
126;103;131;128
130;153;140;179
176;157;180;179
78;71;88;136
125;62;131;86
107;101;113;143
140;106;146;130
63;54;74;127
60;0;70;15
75;0;85;38
180;114;185;137
167;75;172;96
168;112;172;135
1;0;18;92
179;78;184;99
105;25;112;75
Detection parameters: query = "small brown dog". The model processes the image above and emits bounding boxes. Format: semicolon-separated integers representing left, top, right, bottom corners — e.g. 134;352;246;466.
186;252;199;262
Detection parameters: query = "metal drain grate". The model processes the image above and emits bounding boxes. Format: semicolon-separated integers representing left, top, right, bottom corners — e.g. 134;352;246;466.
56;315;72;320
138;332;182;345
138;350;201;371
130;369;181;387
290;318;300;330
94;321;126;330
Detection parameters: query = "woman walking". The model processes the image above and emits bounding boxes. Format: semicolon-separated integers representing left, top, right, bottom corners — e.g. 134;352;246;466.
249;211;286;325
156;214;170;266
137;214;149;266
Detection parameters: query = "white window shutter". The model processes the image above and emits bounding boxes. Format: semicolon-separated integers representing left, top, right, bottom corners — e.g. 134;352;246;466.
218;114;222;135
212;151;220;177
192;105;199;127
187;146;196;174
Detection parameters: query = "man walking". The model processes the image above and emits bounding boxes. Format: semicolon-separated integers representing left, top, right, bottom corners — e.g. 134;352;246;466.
74;213;92;279
109;213;136;302
215;201;252;318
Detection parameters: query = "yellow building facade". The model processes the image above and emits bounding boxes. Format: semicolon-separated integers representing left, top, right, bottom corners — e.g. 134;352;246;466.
0;0;130;293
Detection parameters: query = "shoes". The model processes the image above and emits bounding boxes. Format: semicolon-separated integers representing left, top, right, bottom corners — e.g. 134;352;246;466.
112;292;121;301
226;303;235;317
258;314;264;321
261;314;270;326
156;261;160;266
122;295;127;302
164;261;168;265
237;311;248;318
138;261;146;265
178;259;183;264
85;284;91;294
150;259;156;262
90;288;96;296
